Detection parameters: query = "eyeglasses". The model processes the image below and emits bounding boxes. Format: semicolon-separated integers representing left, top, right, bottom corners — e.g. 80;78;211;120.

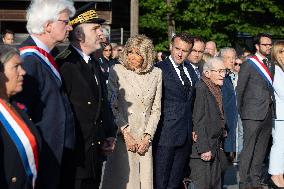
58;19;70;25
234;63;241;66
211;69;227;75
260;43;272;47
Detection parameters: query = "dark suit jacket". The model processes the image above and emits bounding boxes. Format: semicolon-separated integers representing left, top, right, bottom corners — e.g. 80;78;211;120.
222;75;237;152
191;81;224;158
185;60;199;82
155;58;197;147
236;61;276;120
13;36;75;189
0;101;41;189
56;45;116;179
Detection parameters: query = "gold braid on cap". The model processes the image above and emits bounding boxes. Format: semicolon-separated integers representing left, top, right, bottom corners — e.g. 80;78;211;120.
69;10;99;26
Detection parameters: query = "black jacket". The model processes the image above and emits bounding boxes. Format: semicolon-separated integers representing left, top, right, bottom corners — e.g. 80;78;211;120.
57;45;116;179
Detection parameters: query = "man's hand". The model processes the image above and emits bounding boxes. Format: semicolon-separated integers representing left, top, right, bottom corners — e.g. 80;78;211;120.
101;137;116;155
200;151;212;161
137;134;151;156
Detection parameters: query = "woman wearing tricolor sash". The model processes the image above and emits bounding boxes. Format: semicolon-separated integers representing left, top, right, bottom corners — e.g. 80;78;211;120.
0;45;41;189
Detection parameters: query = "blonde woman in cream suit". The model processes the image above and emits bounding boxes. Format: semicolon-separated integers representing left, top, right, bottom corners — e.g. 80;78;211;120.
101;35;162;189
268;40;284;188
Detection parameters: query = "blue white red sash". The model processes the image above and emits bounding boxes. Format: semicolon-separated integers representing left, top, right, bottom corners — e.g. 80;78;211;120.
19;46;62;83
0;99;38;188
247;56;273;87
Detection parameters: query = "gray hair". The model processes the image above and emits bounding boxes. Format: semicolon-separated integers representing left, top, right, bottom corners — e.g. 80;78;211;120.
69;24;85;42
0;45;20;72
218;47;236;58
203;57;223;72
26;0;75;34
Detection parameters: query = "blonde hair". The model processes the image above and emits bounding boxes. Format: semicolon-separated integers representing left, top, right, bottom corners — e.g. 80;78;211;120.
119;34;155;74
271;40;284;71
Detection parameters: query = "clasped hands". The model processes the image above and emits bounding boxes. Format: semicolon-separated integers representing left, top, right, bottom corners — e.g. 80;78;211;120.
122;130;151;155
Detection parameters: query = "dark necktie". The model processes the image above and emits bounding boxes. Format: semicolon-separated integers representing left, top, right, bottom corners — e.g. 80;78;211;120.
263;59;271;73
177;64;191;87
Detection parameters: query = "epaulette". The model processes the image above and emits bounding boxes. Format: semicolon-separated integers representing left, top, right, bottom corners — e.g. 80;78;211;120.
56;49;71;60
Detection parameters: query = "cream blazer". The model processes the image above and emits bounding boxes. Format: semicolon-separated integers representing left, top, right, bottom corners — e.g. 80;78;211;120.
108;64;162;139
102;64;162;189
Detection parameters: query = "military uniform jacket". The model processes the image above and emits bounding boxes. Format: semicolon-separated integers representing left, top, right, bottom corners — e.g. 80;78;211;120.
57;45;116;179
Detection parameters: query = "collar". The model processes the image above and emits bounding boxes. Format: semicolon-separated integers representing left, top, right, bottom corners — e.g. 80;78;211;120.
190;63;198;69
255;52;267;63
31;35;51;53
72;45;91;64
169;55;184;68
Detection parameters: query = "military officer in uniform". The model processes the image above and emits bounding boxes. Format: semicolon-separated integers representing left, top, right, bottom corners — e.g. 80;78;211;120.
56;3;116;189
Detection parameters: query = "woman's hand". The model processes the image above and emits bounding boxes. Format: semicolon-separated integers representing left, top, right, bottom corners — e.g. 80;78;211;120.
137;134;151;156
122;130;138;152
200;151;212;161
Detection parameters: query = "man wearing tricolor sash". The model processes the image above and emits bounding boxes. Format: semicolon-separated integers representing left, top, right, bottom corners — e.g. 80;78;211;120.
237;33;276;189
13;1;76;189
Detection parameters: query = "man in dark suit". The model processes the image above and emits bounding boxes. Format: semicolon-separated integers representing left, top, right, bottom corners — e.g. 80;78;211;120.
237;33;275;189
154;32;197;189
186;36;206;80
14;1;76;189
56;3;116;189
219;47;238;161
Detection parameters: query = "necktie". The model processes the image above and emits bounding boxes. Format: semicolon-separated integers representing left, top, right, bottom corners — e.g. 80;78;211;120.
263;58;268;67
263;58;272;74
177;64;191;87
195;67;201;79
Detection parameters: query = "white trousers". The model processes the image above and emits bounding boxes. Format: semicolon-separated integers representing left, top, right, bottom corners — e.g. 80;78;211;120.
269;120;284;175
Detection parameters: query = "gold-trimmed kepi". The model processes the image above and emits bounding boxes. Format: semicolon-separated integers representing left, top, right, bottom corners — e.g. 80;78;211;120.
69;2;105;27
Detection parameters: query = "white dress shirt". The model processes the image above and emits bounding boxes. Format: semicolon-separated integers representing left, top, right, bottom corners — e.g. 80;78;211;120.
169;55;192;86
31;35;51;53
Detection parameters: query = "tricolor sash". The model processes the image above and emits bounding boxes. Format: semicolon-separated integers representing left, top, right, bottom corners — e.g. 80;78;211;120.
19;46;62;83
247;56;273;87
0;99;38;188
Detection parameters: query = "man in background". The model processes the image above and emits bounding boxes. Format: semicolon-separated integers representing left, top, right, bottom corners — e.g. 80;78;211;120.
2;29;14;45
186;36;205;79
205;40;218;57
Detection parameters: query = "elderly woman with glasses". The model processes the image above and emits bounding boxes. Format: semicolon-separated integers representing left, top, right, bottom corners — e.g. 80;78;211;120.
0;45;41;189
102;34;162;189
189;57;227;189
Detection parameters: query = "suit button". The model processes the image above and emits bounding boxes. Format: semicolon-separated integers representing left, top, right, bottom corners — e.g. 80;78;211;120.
97;141;101;145
11;177;17;183
88;101;91;105
91;142;95;146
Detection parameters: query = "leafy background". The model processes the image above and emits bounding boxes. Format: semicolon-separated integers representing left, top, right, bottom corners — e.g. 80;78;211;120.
139;0;284;52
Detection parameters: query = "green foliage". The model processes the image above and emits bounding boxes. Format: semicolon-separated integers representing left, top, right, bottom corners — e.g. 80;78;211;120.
139;0;284;51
